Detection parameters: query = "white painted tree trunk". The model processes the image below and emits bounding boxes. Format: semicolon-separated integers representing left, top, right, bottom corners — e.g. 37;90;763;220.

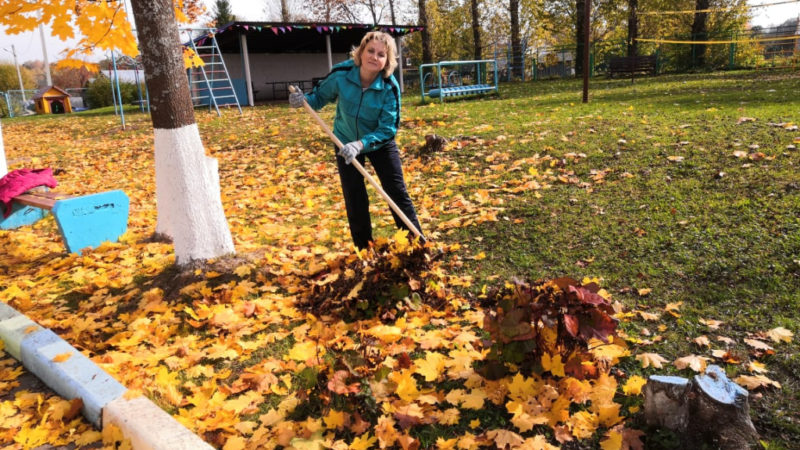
0;120;7;177
153;124;234;264
130;0;235;266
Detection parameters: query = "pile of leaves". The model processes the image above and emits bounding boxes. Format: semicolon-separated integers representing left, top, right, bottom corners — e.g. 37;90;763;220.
480;278;619;380
296;232;448;322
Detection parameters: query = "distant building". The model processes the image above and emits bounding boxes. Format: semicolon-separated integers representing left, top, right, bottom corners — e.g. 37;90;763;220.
188;22;423;104
33;86;72;114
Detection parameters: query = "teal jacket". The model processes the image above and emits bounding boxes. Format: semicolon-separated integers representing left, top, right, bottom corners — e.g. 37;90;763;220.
305;59;401;153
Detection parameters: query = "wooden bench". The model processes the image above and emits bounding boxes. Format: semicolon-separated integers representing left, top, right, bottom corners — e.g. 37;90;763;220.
0;189;129;254
608;55;657;78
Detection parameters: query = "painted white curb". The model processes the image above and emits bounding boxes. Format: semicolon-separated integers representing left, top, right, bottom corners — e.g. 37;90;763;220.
20;328;127;427
0;302;212;449
104;396;213;450
0;302;42;359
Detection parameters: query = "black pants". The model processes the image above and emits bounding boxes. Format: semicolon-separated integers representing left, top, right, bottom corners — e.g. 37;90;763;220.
336;140;424;249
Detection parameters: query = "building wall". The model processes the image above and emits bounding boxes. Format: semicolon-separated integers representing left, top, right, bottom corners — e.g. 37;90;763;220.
225;52;351;101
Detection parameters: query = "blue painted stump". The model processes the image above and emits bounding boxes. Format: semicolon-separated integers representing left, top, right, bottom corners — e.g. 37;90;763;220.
0;190;129;254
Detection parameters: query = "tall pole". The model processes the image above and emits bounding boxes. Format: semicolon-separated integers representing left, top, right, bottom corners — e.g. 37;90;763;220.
10;45;27;103
582;0;591;103
39;24;53;86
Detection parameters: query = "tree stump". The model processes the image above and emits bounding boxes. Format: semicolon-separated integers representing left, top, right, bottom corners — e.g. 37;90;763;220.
688;365;759;449
644;365;760;449
420;134;447;155
643;375;693;433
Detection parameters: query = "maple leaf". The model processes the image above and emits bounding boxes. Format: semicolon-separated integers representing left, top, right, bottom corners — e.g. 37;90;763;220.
699;318;723;330
323;409;347;430
486;429;525;449
568;410;599;440
375;415;400;448
389;369;420;402
636;352;668;368
765;327;793;343
393;403;426;429
414;352;446;382
622;375;647;395
350;433;378;450
735;374;781;390
694;335;711;347
366;325;404;344
52;352;73;363
674;355;710;372
287;341;321;362
744;338;773;351
600;429;623;450
637;310;660;321
541;353;566;377
748;361;768;373
327;370;360;395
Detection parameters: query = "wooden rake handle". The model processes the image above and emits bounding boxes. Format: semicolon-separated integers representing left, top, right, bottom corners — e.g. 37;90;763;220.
289;85;423;240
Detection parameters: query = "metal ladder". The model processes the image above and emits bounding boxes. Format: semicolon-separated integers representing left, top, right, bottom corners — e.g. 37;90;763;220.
182;28;242;116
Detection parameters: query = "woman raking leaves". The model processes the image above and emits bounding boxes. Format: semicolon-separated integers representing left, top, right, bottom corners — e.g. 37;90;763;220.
290;31;425;250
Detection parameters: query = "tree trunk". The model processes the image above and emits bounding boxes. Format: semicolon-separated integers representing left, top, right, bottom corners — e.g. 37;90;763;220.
281;0;290;21
0;120;7;177
368;0;379;24
645;366;759;450
627;0;638;57
389;0;397;25
129;0;235;265
471;0;482;60
509;0;522;79
575;0;585;75
691;0;710;67
419;0;433;64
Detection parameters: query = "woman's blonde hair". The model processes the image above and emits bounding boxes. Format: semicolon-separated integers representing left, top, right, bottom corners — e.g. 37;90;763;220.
351;31;398;78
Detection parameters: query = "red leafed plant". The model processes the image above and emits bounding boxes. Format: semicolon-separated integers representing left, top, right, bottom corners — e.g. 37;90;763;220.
480;277;618;379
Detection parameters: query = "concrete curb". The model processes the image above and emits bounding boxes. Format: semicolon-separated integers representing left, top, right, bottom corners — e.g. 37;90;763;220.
0;302;213;449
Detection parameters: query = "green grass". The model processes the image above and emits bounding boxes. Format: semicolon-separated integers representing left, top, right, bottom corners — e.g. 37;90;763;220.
401;69;800;446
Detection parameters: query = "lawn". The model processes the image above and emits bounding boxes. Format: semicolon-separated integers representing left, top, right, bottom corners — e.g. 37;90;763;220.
1;69;798;449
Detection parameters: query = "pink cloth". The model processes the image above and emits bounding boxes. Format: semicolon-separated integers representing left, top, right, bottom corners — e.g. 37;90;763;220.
0;168;58;217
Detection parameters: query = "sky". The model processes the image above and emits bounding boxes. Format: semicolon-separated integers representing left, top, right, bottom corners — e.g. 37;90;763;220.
0;0;798;65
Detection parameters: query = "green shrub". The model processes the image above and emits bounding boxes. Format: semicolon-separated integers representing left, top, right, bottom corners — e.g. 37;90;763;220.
84;75;142;109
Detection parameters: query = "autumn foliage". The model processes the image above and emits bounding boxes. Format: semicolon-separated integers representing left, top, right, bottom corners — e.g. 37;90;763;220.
481;278;618;380
1;99;795;447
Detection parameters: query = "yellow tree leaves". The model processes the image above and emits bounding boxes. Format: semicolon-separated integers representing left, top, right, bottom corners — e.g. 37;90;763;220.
1;0;203;63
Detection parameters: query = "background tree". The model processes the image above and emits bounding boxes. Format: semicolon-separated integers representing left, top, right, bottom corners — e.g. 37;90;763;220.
690;0;710;67
627;0;639;57
419;0;433;63
0;63;36;92
509;0;522;78
306;0;358;22
212;0;236;26
52;65;93;89
575;0;586;74
472;0;482;59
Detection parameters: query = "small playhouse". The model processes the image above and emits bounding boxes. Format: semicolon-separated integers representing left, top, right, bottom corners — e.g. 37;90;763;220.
33;86;72;114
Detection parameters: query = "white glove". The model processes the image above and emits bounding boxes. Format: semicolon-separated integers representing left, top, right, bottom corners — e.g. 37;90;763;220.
288;86;305;108
338;140;364;164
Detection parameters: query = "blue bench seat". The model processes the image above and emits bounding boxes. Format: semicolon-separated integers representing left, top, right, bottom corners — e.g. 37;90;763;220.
427;84;496;98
